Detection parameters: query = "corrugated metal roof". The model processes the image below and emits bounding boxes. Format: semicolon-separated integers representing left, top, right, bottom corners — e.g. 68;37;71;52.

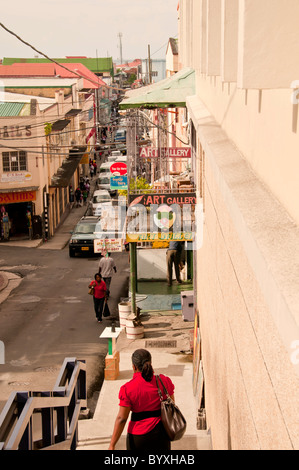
119;68;195;110
0;62;105;89
0;102;26;116
2;57;114;74
0;63;55;76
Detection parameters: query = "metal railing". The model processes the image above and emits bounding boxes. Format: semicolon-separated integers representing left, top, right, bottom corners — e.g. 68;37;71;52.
0;358;87;451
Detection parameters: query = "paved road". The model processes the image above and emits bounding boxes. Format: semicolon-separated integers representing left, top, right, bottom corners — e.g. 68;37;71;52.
0;245;129;415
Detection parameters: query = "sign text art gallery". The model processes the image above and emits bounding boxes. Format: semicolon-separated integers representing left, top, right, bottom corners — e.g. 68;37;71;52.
126;192;203;248
92;194;204;249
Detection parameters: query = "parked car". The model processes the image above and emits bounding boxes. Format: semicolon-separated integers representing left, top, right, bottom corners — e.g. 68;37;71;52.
99;162;113;175
96;173;117;196
115;129;126;142
68;216;100;257
115;155;128;164
111;150;122;157
90;189;113;215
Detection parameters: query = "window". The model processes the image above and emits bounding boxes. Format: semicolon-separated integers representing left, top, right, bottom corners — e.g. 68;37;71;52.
2;151;27;172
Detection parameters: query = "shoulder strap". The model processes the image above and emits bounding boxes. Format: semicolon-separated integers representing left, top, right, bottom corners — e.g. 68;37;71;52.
155;375;170;400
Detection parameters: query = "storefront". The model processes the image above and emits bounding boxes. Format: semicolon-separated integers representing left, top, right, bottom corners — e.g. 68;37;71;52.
0;188;38;241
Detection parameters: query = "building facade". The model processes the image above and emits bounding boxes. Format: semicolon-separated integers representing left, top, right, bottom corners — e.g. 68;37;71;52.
178;0;299;450
0;76;96;241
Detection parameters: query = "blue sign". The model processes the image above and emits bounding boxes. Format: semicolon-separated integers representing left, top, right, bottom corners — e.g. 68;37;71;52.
110;175;128;190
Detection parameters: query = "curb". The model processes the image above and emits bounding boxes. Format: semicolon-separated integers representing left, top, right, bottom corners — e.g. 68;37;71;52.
0;271;9;292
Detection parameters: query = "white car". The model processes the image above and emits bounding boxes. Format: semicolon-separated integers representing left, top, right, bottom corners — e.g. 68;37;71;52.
96;173;117;196
90;189;112;215
99;162;113;175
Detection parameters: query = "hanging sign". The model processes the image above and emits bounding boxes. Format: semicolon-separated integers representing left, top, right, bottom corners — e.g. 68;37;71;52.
110;175;128;190
0;191;36;204
129;192;196;207
139;147;191;158
94;238;123;253
110;162;127;175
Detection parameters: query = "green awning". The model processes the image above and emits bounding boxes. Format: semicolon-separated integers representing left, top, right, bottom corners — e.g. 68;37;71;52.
119;68;195;110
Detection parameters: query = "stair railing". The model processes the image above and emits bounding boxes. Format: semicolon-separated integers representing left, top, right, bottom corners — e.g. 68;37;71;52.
0;357;87;450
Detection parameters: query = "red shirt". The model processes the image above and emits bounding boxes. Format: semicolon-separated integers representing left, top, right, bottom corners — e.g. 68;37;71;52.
118;372;175;435
89;279;106;299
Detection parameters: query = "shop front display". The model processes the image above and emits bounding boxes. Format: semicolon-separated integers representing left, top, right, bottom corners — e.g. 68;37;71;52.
0;189;37;241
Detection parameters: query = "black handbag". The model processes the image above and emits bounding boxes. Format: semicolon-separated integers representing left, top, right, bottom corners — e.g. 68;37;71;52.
102;300;110;317
155;375;187;441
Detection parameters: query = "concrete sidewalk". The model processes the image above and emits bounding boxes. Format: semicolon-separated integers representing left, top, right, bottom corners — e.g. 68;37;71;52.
77;312;212;451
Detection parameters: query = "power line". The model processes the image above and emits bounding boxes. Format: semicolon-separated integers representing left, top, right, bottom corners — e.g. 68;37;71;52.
0;21;126;92
151;35;178;57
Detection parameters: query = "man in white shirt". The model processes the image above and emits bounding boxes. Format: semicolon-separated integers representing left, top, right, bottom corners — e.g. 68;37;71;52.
98;253;117;297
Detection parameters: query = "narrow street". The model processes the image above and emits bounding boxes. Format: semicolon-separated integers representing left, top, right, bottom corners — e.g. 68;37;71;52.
0;244;129;415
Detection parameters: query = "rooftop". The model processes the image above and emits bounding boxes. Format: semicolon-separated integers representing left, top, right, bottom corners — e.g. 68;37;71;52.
0;63;105;89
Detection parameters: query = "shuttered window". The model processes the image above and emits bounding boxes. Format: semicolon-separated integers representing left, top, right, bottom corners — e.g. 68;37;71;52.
2;151;28;172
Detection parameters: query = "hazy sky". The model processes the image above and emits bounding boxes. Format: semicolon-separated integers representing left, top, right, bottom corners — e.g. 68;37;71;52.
0;0;179;62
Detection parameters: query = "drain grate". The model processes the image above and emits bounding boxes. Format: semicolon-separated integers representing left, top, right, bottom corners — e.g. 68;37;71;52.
145;340;177;348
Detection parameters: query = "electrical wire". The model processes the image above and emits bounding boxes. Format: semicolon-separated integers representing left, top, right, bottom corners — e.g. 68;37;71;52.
130;109;189;146
0;23;188;157
0;21;126;92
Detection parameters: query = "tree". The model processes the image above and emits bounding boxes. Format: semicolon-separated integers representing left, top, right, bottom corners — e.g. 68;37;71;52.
118;176;152;197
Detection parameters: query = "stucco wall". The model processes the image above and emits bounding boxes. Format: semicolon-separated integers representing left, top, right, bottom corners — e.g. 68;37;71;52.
189;95;299;450
195;74;299;226
137;248;168;279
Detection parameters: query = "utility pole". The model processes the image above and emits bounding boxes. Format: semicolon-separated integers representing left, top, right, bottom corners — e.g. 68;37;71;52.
148;44;152;84
118;32;123;64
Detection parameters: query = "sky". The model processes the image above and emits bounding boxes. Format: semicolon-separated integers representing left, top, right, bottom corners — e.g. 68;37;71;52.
0;0;179;63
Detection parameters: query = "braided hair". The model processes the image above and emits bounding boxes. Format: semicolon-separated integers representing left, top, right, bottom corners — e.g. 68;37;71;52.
132;349;154;382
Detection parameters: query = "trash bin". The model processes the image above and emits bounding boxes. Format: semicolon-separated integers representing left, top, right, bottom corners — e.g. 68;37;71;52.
181;290;194;321
32;215;42;239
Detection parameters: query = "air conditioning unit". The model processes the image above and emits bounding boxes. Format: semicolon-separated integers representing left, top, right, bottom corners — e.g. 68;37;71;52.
181;290;194;321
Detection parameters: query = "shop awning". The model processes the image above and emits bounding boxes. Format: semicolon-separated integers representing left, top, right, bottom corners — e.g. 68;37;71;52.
65;108;82;118
50;146;87;188
51;119;71;132
0;186;39;193
119;68;195;110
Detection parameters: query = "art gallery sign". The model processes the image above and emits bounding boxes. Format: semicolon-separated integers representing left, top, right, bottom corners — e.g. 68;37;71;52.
126;191;203;248
139;147;191;158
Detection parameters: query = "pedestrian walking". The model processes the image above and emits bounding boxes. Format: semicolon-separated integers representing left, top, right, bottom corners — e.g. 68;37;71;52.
166;241;184;286
82;188;88;205
108;349;175;451
90;163;94;178
69;185;74;206
85;179;90;195
75;187;81;208
98;253;117;297
88;273;107;323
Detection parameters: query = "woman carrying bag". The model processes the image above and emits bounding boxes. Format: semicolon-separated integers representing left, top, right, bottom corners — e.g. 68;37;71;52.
108;349;176;451
88;273;107;323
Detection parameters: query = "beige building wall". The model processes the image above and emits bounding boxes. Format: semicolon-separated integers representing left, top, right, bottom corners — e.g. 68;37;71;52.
0;84;92;239
178;0;299;450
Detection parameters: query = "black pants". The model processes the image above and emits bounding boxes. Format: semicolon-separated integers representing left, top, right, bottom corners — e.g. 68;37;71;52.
103;277;111;296
166;250;181;285
93;297;105;320
126;421;170;451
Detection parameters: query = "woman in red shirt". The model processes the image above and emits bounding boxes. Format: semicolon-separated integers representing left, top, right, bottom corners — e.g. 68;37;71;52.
89;273;107;322
108;349;175;451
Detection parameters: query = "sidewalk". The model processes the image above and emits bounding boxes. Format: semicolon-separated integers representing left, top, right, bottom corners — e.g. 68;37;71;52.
38;201;89;251
77;312;212;451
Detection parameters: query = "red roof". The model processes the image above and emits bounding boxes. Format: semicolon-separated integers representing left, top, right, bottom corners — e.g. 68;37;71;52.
117;59;142;68
0;62;105;89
